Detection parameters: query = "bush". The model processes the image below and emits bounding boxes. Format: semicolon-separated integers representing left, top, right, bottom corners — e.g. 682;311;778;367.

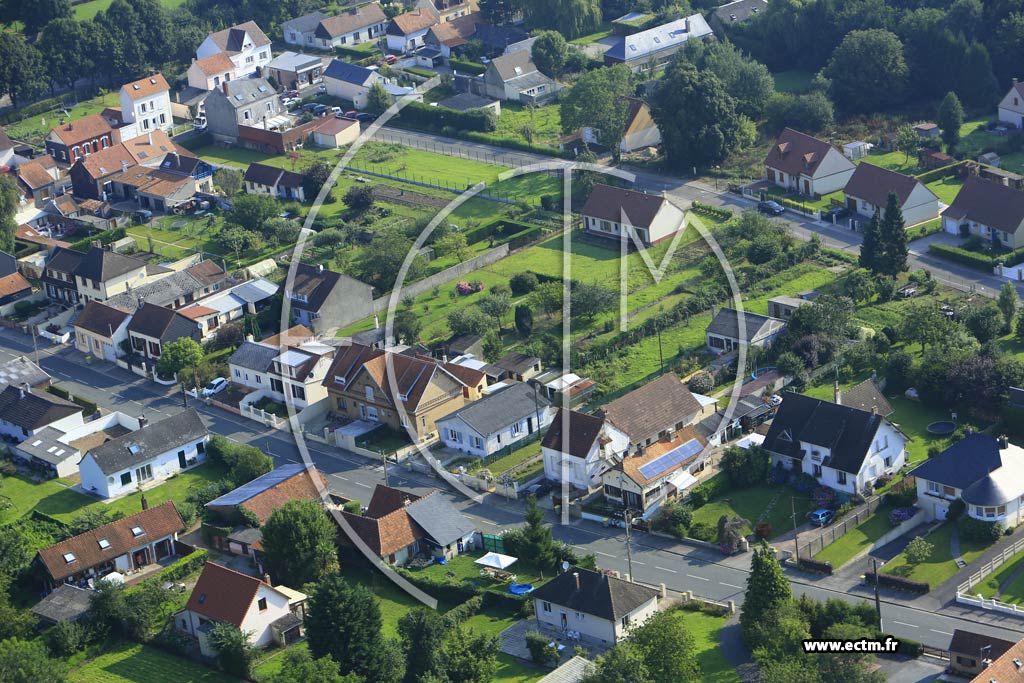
441;595;483;629
690;201;731;221
960;517;1003;543
888;507;915;527
687;371;714;394
449;58;486;75
797;557;834;575
688;522;715;542
754;521;772;539
525;630;559;667
510;272;540;295
885;488;917;508
928;243;995;270
866;571;929;594
948;499;966;520
343;500;362;515
398;100;495;132
45;620;90;657
160;549;208;582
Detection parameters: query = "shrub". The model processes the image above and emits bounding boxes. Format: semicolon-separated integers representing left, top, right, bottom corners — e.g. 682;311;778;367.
960;517;1003;543
161;549;208;582
885;488;917;508
811;486;837;508
441;595;483;629
797;557;833;575
754;522;772;539
525;630;559;666
687;371;714;394
948;499;966;520
688;522;715;542
510;272;539;295
690;201;732;220
688;486;709;509
866;571;929;593
928;243;995;270
888;507;915;527
343;500;362;515
45;620;89;657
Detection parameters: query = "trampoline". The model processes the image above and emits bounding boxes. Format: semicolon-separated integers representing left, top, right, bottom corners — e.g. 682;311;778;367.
926;421;956;436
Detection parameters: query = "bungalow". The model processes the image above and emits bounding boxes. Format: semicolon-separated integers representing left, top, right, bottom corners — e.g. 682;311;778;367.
228;337;334;409
580;183;684;247
176;562;306;656
436;381;553;457
386;9;437;53
78;408;209;499
423;12;481;60
0;272;32;309
948;629;1016;677
478;52;557;104
284;4;388;50
762;393;908;495
706;307;786;353
322;60;416;110
998;78;1024;129
15;411;139;479
764;128;856;197
490;351;542;382
73;300;131;362
843;162;940;226
911;434;1024;524
45;114;116;166
36;501;185;587
243;162;306;202
286;262;374;334
0;383;83;441
582;97;661;154
542;408;630;492
597;372;703;452
602;428;708;516
265;52;323;92
942;176;1024;249
531;568;661;644
196;21;273;80
603;15;713;73
126;302;202;361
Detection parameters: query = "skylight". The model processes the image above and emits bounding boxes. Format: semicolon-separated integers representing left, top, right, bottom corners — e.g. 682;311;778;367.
131;526;144;537
98;538;110;549
128;443;141;455
63;552;76;563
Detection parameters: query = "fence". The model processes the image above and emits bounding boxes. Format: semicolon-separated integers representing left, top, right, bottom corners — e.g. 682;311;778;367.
956;592;1024;618
797;495;883;558
957;535;1024;594
347;165;520;204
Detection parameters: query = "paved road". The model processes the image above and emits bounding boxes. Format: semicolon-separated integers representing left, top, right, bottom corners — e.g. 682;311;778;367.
6;329;1024;648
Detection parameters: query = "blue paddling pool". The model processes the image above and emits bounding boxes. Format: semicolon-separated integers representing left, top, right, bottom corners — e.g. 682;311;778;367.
509;583;534;595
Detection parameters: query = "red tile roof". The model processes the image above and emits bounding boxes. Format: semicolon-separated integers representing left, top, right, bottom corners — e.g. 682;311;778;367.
185;562;288;628
49;114;113;147
121;73;169;101
241;469;327;524
0;272;31;298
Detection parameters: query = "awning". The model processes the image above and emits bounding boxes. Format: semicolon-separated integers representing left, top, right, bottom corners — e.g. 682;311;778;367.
735;434;765;450
475;552;518;570
667;469;698;491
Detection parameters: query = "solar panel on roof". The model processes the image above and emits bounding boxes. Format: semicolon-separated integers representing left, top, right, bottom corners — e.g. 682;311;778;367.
205;463;307;507
637;439;702;479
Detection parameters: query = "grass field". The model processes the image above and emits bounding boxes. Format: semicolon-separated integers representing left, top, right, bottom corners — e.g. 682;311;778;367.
883;522;992;587
925;176;964;205
73;0;186;20
676;610;742;683
569;23;613;45
772;70;816;94
691;479;816;540
0;475;74;525
976;553;1024;602
814;506;893;568
70;641;239;682
859;150;919;175
489;103;562;150
466;438;542;476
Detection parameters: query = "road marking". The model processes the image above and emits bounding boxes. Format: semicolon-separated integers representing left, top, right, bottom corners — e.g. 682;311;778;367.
655;566;677;573
930;629;953;636
631;560;646;566
354;481;372;488
893;621;919;629
686;574;710;582
594;551;616;558
719;582;743;589
330;474;348;481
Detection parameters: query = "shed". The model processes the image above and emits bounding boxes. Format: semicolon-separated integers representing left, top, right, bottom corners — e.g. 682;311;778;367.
311;117;360;149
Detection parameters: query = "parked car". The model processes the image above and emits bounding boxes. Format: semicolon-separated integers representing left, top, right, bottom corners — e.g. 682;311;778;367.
312;104;329;116
302;102;320;112
192;115;207;130
281;97;300;107
522;482;553;499
766;394;783;407
201;378;228;397
329;106;342;115
757;200;785;216
822;206;850;222
354;112;376;123
807;508;835;526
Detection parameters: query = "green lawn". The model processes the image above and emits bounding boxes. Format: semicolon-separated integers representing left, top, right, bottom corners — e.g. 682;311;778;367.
0;475;73;525
4;91;121;147
73;0;186;20
69;641;239;682
925;176;964;205
859;150;919;175
675;610;742;683
691;479;815;541
883;522;993;587
471;438;542;476
253;642;309;679
490;103;562;150
814;506;893;568
976;553;1024;602
772;70;815;94
569;23;613;45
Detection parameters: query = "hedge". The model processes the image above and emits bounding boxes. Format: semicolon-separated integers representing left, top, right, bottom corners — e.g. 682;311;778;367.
335;45;380;60
797;557;834;575
71;394;98;416
399;100;495;132
503;225;545;250
928;243;995;270
1000;246;1024;267
864;571;929;594
691;201;732;221
404;66;436;78
914;162;964;185
394;567;480;605
47;385;70;400
442;595;482;628
69;227;128;253
449;58;486;75
159;549;208;582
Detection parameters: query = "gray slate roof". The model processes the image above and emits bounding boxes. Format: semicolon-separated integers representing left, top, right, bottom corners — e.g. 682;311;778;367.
0;356;49;390
0;385;81;431
605;14;712;62
228;341;278;373
404;493;476;546
537;657;594;683
910;434;1024;507
30;584;93;624
17;426;75;467
105;270;216;312
75;247;148;282
706;308;786;343
437;382;550;436
283;11;329;35
85;408;208;475
530;568;659;621
323;60;375;86
217;79;276;109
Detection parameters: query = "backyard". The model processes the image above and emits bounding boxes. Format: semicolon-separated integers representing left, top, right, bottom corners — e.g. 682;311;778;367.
3;91;121;147
676;609;742;683
883;522;993;587
976;552;1024;603
691;478;817;541
69;641;239;683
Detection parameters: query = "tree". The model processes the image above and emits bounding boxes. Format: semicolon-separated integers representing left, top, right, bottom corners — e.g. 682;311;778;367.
904;536;934;566
69;508;124;536
392;308;423;344
503;497;560;572
740;543;792;644
366;82;392;116
441;627;499;683
758;659;821;683
514;304;534;337
560;65;633;159
858;210;881;273
399;608;449;683
998;281;1019;334
214;167;244;196
532;31;569;78
227;193;279;232
355;228;425;290
303;161;333;200
434;231;469;262
581;642;651;683
896;125;919;163
964;302;1003;344
718;445;770;489
267;649;357;683
478;291;512;331
0;638;65;683
650;60;749;169
155;337;204;383
824;29;908;114
37;17;91;90
478;0;518;24
0;177;16;256
481;329;502;362
510;272;539;295
261;500;338;587
0;34;45;107
699;40;776;118
314;228;347;256
20;0;72;34
628;609;699;683
531;281;564;317
877;192;908;276
524;631;559;666
816;623;885;683
844;269;875;304
570;282;615;321
207;435;273;486
521;0;601;40
210;623;258;679
764;91;833;134
687;371;713;394
448;307;492;337
901;303;948;351
344;185;375;214
937;91;964;153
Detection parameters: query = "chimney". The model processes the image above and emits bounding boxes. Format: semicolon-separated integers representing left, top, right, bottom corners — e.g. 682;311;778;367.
147;132;152;145
1015;78;1019;85
684;17;691;32
137;295;145;309
21;382;30;395
373;314;380;329
710;304;716;319
317;263;324;274
141;493;148;510
18;385;24;399
263;573;272;586
573;572;580;591
871;405;877;416
999;434;1010;449
222;81;229;96
138;414;148;429
246;334;255;342
833;380;840;405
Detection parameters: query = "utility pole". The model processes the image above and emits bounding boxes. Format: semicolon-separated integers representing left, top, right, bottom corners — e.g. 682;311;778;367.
791;496;799;562
180;383;187;408
624;509;634;583
657;326;664;376
30;324;39;365
872;557;883;632
381;450;390;487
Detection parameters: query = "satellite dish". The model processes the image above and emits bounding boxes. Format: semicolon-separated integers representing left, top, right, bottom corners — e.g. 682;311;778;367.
561;561;570;572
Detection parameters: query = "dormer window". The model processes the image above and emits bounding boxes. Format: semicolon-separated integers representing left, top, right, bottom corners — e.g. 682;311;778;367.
779;428;792;443
98;538;110;549
335;376;346;386
131;526;144;537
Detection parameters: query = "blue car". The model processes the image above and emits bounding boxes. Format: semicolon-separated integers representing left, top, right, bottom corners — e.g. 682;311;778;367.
807;508;835;526
757;200;785;216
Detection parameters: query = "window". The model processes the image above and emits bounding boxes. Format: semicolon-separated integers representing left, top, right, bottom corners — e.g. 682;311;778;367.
197;441;205;454
243;110;252;121
956;656;976;667
511;422;522;436
448;429;462;443
246;55;254;64
884;456;892;468
234;369;241;378
270;378;284;393
259;51;267;60
944;485;956;497
621;615;630;628
135;464;153;482
365;386;375;401
159;113;166;124
812;464;822;478
574;612;584;621
98;538;110;549
121;471;132;486
837;471;847;485
292;385;306;401
927;481;940;494
266;102;273;112
131;526;144;537
257;597;268;611
63;552;76;563
472;436;483;449
542;601;551;612
143;119;150;130
255;375;262;384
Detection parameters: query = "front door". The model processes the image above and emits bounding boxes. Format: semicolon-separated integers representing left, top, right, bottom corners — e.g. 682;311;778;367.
803;178;811;195
560;612;568;630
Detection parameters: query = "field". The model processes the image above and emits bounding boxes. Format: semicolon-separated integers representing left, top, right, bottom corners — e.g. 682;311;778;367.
0;475;74;525
73;0;186;20
490;103;563;150
677;610;742;683
70;641;239;683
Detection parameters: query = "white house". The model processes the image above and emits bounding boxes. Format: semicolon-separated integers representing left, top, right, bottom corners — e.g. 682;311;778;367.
761;393;908;495
436;382;553;457
580;183;685;247
0;384;83;442
542;408;629;492
603;15;713;73
386;9;437;53
73;300;132;362
530;568;661;645
842;162;940;226
16;411;141;479
765;127;856;197
196;21;273;80
998;78;1024;129
178;279;278;340
911;434;1024;524
601;428;708;517
228;338;334;410
941;175;1024;250
78;409;210;499
322;60;416;110
705;307;787;354
115;74;173;141
284;4;388;50
176;562;306;656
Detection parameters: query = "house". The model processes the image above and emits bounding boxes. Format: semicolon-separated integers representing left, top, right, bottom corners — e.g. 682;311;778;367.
705;307;787;353
967;635;1024;682
766;295;810;320
998;78;1024;128
709;0;767;32
535;369;596;407
0;383;83;442
339;484;476;564
910;433;1024;523
580;183;684;247
74;246;171;304
441;334;483;359
243;162;306;202
36;501;185;587
387;9;438;53
45;114;116;165
478;52;557;104
311;116;360;149
531;568;661;644
942;176;1024;249
437;382;553;457
436;92;501;116
109;73;173;141
762;393;908;495
697;394;774;446
423;13;477;60
187;52;237;92
323;343;468;441
286;262;374;334
836;378;893;417
914;122;940;140
203;79;280;144
178;278;278;338
582;98;661;154
78;408;209;499
196;21;273;80
265;52;323;92
41;247;85;304
322;60;415;110
542;408;629;491
764;128;856;197
30;584;93;625
948;629;1015;677
603;15;713;73
602;428;708;515
176;562;306;656
73;300;131;362
104;260;230;313
228;337;334;409
15;411;139;479
0;272;32;308
127;302;202;361
157;151;216;194
843;162;940;225
68;142;139;200
597;372;702;451
17;156;70;208
490;351;542;382
285;4;388;50
416;0;478;23
0;356;50;392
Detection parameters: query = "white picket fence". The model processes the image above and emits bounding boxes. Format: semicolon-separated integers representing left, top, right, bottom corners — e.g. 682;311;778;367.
955;535;1024;618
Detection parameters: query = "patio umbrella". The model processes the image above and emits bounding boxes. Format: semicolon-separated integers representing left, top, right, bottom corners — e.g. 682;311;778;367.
474;552;518;571
99;572;125;585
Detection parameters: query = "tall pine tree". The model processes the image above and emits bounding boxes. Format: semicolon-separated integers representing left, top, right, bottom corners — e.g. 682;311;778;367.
858;209;882;273
878;192;908;276
740;543;793;645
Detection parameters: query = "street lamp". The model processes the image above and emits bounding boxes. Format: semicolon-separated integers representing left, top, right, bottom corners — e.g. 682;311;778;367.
623;508;635;582
713;165;721;191
872;557;884;632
